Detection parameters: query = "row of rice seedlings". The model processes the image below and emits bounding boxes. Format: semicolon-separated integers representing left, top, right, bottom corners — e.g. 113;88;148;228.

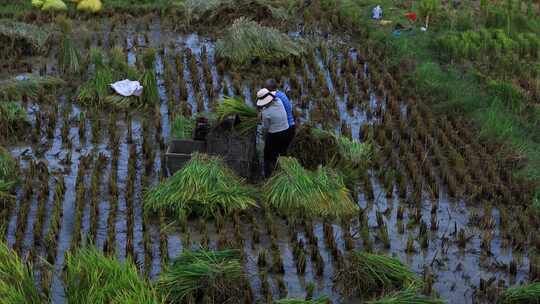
44;178;65;264
31;167;50;250
12;170;34;254
125;143;137;260
70;155;90;252
0;102;30;141
88;153;106;244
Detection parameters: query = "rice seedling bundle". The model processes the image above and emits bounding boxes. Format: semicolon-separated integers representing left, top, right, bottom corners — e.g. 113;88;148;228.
215;17;305;65
0;20;51;55
0;241;45;303
497;282;540;304
157;249;249;303
216;97;258;134
140;48;159;107
181;0;291;26
263;157;357;218
104;95;140;110
109;46;139;80
64;247;161;303
334;251;419;297
57;17;81;76
171;115;195;139
0;102;29;138
144;153;257;219
78;48;113;107
275;296;331;303
367;288;446;304
0;75;65;101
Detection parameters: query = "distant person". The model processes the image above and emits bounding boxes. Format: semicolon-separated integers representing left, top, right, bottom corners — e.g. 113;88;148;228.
257;88;294;178
265;79;295;144
372;5;383;20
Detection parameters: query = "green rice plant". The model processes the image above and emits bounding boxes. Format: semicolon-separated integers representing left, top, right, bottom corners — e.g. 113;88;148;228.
216;96;258;134
275;296;331;303
144;153;257;219
56;16;81;76
0;102;29;138
0;75;65;101
367;288;446;304
157;249;248;303
109;46;139;80
179;0;291;26
0;20;51;55
171;115;195;139
263;157;357;218
103;95;140;110
64;246;162;304
333;251;419;297
78;48;113;107
0;241;45;303
497;282;540;304
140;48;159;107
215;17;305;65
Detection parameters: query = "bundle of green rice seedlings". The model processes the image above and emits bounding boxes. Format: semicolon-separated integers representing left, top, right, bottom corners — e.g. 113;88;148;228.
337;136;372;167
144;153;257;219
180;0;290;25
0;102;29;139
109;46;139;80
367;288;446;304
171;115;195;139
215;17;305;65
0;241;45;303
334;251;419;297
263;157;357;218
0;147;17;189
157;249;249;303
140;48;159;107
103;94;140;110
0;75;65;101
0;20;51;55
275;296;331;303
497;282;540;304
64;246;162;303
56;16;81;76
78;48;113;107
216;97;258;134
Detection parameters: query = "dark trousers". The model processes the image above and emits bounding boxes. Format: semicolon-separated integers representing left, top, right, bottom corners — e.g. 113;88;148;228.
264;125;295;178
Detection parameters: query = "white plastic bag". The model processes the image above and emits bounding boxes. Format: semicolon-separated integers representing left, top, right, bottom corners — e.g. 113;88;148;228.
110;79;143;97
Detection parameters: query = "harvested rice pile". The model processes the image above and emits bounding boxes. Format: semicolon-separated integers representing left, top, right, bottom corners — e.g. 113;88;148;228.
263;157;357;218
215;17;305;65
157;249;250;303
0;20;51;55
143;153;257;219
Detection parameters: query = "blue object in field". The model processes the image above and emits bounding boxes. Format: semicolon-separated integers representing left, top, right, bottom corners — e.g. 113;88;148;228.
276;91;295;127
392;30;402;37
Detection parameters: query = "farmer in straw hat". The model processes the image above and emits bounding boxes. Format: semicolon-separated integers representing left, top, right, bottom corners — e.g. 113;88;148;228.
257;87;295;178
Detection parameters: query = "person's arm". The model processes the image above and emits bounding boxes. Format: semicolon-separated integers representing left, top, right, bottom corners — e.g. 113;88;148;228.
261;109;270;133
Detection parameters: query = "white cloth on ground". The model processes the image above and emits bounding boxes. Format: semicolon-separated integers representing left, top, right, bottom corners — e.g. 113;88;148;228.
110;79;143;97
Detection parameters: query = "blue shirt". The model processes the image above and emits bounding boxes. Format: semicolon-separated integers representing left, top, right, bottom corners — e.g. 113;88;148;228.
275;91;295;126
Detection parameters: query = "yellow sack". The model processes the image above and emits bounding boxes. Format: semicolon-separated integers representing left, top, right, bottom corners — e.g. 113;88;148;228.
41;0;67;11
77;0;102;13
31;0;45;8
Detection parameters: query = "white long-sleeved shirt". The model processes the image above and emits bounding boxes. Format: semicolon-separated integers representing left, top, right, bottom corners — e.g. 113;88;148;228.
261;98;289;133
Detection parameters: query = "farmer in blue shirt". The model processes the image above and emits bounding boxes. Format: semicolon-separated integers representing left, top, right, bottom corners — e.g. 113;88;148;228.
265;79;295;145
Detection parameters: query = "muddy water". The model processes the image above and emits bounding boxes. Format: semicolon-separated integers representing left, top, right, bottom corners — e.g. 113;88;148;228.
0;18;530;304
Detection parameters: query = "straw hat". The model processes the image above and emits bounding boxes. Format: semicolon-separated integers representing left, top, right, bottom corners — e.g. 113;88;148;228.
256;88;276;107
